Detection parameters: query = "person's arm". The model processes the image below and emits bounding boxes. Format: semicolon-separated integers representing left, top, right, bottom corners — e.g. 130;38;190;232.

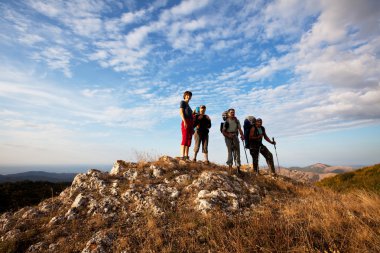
263;129;275;144
222;128;229;138
193;115;200;129
179;108;187;128
206;115;211;129
222;120;232;138
238;127;244;140
237;121;244;140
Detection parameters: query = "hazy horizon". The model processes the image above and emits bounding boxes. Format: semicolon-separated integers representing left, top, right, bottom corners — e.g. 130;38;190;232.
0;161;372;175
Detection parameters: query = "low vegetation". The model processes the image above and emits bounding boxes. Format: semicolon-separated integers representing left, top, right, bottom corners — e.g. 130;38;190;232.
316;164;380;193
107;188;380;253
1;161;380;252
0;181;70;213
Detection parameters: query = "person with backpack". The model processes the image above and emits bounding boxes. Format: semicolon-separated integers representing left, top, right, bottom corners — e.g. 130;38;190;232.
222;108;244;173
179;91;194;160
192;105;211;164
249;118;276;174
243;116;256;148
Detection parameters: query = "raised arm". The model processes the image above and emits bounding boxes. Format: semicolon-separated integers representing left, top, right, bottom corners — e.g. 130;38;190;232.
263;130;275;145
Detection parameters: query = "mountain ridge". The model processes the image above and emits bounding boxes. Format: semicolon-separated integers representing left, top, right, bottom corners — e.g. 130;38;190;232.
0;171;77;183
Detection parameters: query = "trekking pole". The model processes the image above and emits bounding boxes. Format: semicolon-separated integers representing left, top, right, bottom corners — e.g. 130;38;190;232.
272;137;280;173
256;145;261;175
242;140;249;164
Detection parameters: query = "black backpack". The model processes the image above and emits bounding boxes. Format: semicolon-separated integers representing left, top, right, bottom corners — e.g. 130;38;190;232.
243;119;254;148
220;111;228;133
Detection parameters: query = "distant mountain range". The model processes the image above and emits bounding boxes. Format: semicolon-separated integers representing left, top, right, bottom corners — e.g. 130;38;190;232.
0;171;77;183
288;163;355;174
274;163;358;183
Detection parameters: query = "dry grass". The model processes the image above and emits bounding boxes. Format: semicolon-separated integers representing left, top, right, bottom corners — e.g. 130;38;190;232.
2;161;380;253
108;179;380;253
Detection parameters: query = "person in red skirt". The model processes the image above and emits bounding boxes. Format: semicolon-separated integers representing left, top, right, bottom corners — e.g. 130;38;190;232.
179;91;194;160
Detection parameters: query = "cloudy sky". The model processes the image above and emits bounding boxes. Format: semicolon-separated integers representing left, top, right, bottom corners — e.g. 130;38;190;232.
1;0;379;170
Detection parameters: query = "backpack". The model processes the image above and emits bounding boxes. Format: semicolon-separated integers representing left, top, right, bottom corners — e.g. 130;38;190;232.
220;111;228;133
243;119;253;148
220;111;240;133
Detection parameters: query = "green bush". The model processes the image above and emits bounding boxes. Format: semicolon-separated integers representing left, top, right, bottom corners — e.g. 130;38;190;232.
0;181;70;213
316;164;380;193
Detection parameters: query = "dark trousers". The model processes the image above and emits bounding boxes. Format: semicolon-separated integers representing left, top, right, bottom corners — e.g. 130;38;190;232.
194;131;209;153
250;144;275;173
225;135;241;166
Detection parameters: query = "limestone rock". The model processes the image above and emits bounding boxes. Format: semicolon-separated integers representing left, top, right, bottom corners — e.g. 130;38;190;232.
0;156;283;252
81;230;115;253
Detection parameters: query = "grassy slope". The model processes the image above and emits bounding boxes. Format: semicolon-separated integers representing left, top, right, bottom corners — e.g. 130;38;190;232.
316;164;380;193
1;161;380;252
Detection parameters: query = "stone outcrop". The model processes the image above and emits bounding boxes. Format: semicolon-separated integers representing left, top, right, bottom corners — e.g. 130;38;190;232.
0;156;290;252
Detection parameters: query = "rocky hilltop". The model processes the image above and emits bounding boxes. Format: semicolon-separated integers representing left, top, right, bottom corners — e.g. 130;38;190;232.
0;156;290;252
1;156;379;253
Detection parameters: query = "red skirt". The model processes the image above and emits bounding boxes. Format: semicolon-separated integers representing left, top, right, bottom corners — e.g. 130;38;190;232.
181;118;194;146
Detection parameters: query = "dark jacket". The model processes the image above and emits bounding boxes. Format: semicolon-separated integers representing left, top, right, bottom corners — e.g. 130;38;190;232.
194;114;211;135
250;126;266;147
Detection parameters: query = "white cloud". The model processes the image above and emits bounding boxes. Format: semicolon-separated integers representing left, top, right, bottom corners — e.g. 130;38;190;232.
18;34;45;45
65;17;103;37
263;0;321;38
0;109;21;117
81;88;114;98
121;9;146;24
32;47;73;77
170;0;210;17
125;25;153;49
27;0;105;37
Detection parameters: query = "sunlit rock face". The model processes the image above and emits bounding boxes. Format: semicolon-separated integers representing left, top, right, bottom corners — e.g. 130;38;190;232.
1;156;290;252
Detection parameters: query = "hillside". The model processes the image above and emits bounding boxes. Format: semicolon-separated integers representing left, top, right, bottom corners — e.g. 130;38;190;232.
289;163;354;174
0;171;77;183
0;181;71;213
317;164;380;193
1;157;379;252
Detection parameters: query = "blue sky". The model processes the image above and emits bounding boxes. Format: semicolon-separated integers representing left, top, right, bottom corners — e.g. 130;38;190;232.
0;0;380;169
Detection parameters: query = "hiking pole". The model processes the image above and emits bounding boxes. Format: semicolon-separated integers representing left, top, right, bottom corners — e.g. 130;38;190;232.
242;140;249;164
272;137;280;173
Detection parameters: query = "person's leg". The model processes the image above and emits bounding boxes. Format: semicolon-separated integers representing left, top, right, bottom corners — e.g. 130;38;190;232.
193;132;201;161
249;145;260;173
184;146;190;159
180;121;186;158
233;135;241;167
183;119;193;159
260;145;276;174
203;134;209;163
224;137;233;166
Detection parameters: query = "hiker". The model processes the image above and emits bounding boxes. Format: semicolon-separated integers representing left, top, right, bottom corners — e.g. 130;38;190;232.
243;116;256;148
222;108;244;173
179;91;194;160
193;105;211;164
249;118;276;174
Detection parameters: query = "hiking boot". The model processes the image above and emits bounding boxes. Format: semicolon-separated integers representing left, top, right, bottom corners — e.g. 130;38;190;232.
192;157;197;162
